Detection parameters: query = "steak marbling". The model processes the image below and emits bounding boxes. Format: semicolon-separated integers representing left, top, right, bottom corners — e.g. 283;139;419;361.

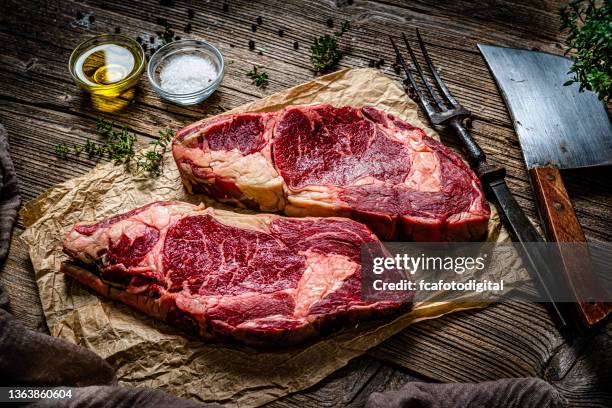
172;104;490;241
62;201;409;346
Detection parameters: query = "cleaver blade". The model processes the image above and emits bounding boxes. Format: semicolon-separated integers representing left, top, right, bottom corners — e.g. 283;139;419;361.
479;44;612;328
478;44;612;170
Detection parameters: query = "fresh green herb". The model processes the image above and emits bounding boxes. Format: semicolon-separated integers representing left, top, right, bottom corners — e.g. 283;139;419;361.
95;118;137;164
136;128;175;176
310;21;350;73
560;0;612;100
54;143;71;157
54;119;173;177
247;66;269;88
84;139;104;157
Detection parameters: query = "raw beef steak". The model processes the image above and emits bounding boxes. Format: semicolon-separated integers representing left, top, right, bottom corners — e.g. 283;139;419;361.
172;104;490;241
62;201;409;346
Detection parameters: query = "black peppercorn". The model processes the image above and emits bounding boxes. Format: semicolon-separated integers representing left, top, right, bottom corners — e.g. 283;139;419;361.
348;0;353;4
150;36;155;43
278;29;284;37
88;15;95;23
114;26;121;34
256;16;262;25
368;59;376;68
184;23;192;33
136;36;143;43
258;51;263;56
76;11;83;20
174;35;181;41
251;24;257;32
223;3;229;12
293;41;299;50
326;18;334;28
376;58;385;68
187;9;194;19
249;40;255;50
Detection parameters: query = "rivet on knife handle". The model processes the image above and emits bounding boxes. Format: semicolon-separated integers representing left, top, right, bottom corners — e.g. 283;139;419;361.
530;166;612;327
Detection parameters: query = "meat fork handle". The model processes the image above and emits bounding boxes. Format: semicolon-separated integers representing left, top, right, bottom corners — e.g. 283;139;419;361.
449;118;487;168
449;120;569;330
486;178;569;330
450;120;506;183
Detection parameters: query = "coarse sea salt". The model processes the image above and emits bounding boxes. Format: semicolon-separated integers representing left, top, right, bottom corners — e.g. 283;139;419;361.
159;54;218;94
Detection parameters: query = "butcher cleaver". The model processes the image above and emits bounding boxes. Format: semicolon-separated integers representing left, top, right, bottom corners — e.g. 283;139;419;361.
479;44;612;328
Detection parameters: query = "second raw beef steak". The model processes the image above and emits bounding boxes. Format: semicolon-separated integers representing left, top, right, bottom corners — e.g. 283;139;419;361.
62;201;409;346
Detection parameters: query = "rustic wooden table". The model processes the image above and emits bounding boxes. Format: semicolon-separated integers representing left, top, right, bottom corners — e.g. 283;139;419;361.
1;0;611;406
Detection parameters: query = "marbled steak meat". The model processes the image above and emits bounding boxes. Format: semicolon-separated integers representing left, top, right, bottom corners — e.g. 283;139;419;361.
172;104;490;241
62;201;410;346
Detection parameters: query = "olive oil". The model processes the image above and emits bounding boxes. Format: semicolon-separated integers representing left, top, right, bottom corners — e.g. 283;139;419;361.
69;35;145;112
75;44;135;86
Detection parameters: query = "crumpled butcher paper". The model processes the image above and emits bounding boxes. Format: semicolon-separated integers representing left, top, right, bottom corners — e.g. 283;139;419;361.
20;68;527;407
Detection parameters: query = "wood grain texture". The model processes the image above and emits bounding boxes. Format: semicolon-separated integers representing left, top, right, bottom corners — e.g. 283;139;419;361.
530;166;612;327
0;229;48;333
0;0;610;406
369;296;612;406
530;166;587;243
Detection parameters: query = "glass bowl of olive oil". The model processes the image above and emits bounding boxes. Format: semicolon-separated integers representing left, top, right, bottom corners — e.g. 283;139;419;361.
69;34;145;111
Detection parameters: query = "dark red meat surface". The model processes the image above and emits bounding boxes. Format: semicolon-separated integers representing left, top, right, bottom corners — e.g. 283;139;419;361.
62;201;409;346
173;104;490;241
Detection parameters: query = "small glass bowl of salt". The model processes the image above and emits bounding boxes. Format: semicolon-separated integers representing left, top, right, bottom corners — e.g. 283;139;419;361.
147;39;224;105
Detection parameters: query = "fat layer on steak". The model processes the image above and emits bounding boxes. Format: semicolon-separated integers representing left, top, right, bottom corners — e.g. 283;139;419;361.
172;104;490;241
62;201;410;346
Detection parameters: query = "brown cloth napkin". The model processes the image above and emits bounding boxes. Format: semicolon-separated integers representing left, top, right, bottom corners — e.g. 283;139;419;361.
0;124;19;310
366;377;568;408
0;125;217;407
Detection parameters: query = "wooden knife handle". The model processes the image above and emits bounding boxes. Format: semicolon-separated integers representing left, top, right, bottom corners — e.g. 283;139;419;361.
529;166;612;327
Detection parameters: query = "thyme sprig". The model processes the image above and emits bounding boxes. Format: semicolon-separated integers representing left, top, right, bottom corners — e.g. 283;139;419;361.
54;118;174;177
560;0;611;100
310;21;350;73
95;118;136;164
54;143;71;157
136;128;175;176
246;66;269;88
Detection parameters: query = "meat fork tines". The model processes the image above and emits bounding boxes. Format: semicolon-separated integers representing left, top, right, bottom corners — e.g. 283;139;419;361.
391;29;488;168
390;29;470;126
390;31;572;332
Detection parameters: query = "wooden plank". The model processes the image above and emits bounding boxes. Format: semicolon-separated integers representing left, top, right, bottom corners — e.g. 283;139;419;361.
0;227;48;333
371;0;565;42
369;300;612;406
0;0;553;128
0;100;153;208
369;300;562;381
